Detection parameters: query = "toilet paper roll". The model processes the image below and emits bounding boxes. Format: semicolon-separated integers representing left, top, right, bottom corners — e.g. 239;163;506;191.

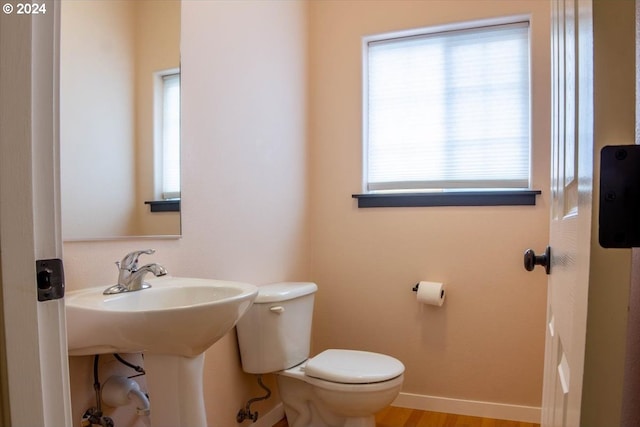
416;281;445;306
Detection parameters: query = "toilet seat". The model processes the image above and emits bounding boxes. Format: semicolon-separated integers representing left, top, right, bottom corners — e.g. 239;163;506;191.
304;349;405;384
280;362;404;393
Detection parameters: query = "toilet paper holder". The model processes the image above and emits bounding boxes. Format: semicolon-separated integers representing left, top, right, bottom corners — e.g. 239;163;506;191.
412;283;445;299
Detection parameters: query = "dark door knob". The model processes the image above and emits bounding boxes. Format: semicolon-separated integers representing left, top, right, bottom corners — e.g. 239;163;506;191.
524;246;551;274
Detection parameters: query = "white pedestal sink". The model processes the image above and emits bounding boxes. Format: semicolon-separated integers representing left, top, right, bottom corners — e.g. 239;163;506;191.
66;276;258;426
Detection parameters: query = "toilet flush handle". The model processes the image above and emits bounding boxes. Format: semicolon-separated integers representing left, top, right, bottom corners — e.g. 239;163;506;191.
269;306;285;314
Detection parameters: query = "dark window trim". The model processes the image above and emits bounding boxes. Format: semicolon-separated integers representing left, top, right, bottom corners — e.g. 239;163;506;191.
144;199;180;212
352;190;541;208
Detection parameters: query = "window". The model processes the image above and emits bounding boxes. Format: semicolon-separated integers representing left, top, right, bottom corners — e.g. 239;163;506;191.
356;19;539;207
156;70;181;200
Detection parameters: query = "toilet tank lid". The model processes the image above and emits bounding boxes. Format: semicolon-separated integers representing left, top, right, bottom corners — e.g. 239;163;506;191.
255;282;318;303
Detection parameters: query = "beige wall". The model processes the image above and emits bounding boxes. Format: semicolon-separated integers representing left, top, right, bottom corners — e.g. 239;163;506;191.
582;1;635;425
308;0;550;408
622;2;640;424
63;1;309;426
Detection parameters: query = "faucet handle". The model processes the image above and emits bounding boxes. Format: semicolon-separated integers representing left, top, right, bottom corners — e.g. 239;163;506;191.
119;249;155;271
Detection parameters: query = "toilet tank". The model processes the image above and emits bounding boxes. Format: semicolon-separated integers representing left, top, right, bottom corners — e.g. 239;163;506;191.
236;282;317;374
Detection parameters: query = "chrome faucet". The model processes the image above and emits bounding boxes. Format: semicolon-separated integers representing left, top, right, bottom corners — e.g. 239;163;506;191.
103;249;168;295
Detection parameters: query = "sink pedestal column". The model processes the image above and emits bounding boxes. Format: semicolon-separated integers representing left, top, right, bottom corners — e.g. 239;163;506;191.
144;353;207;427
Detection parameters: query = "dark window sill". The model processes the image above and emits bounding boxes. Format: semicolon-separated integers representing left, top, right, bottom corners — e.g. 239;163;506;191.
144;199;180;212
352;190;541;208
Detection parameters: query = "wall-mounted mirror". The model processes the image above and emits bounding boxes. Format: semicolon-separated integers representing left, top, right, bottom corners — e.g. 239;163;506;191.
60;0;181;240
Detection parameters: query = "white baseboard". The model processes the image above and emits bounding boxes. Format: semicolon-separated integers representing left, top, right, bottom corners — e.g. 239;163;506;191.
252;402;285;427
392;392;541;424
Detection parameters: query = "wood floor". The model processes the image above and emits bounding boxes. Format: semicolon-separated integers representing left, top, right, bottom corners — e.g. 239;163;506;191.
272;406;540;427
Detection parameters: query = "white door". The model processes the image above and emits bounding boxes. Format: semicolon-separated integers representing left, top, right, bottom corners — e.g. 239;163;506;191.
0;1;73;425
539;0;594;425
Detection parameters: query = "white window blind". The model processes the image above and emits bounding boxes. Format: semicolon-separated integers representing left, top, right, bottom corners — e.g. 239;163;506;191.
161;72;180;199
365;21;530;192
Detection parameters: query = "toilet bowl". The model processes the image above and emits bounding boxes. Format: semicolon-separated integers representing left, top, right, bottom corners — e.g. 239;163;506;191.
277;349;404;427
235;283;405;427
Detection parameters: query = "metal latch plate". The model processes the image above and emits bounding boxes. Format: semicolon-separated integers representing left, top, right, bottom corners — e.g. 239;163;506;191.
36;258;65;301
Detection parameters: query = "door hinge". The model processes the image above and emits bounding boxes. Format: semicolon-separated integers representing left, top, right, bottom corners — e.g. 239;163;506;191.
599;145;640;248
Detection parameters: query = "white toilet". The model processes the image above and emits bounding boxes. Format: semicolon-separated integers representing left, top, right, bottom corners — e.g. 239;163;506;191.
235;282;404;427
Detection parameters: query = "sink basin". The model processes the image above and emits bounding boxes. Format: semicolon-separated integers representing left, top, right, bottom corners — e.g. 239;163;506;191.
66;276;258;357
